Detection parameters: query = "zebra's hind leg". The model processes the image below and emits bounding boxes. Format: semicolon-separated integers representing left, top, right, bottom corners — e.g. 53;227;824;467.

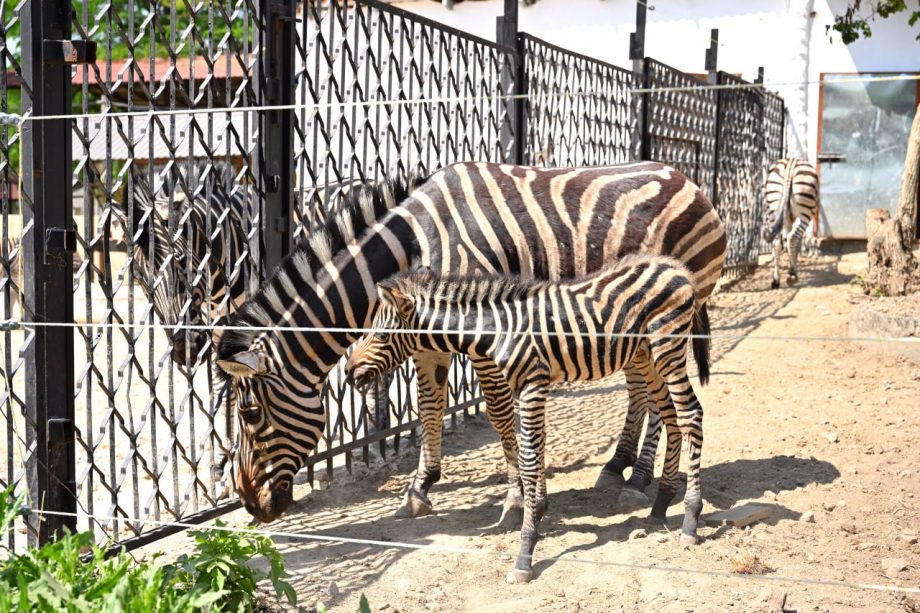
507;375;550;584
395;352;452;518
652;355;704;547
787;217;809;284
471;357;524;523
624;351;678;518
595;363;650;491
771;235;783;289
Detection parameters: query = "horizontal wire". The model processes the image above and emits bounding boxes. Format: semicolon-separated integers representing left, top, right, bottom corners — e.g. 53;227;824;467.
0;318;918;344
25;507;920;595
0;72;917;126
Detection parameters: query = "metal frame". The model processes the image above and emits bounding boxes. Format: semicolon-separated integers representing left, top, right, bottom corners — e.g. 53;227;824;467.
0;0;786;552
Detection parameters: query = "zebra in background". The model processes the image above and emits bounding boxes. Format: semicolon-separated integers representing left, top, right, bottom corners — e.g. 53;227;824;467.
763;157;820;288
118;161;255;365
215;161;726;524
345;255;709;583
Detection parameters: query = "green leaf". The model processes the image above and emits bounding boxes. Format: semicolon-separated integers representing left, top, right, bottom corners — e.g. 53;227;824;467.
359;593;372;613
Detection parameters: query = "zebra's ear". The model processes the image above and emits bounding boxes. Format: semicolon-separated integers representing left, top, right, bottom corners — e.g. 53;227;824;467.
217;350;270;378
377;284;414;320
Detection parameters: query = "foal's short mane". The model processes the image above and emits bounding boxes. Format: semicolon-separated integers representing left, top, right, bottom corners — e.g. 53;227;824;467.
217;172;429;365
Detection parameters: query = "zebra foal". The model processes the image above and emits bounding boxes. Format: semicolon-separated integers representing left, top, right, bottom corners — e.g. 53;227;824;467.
763;157;820;288
345;254;709;583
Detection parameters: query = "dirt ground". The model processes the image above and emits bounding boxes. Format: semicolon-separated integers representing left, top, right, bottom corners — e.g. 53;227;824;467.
144;252;920;612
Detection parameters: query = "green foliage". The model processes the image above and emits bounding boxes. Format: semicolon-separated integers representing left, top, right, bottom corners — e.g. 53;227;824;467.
175;522;296;612
0;487;296;612
831;0;920;44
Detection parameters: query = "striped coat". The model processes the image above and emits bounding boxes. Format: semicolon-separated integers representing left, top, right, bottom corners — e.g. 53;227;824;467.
345;255;708;582
216;162;726;523
763;158;819;288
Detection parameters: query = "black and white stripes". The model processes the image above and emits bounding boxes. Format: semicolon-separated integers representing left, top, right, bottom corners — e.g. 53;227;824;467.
763;158;819;288
345;255;708;582
216;161;727;523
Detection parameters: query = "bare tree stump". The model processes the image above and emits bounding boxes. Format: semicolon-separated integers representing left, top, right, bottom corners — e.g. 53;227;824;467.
866;209;918;295
865;103;920;296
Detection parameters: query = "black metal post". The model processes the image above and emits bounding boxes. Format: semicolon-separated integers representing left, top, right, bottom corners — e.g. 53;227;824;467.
496;0;518;164
255;0;296;272
630;1;649;161
707;29;721;206
21;0;78;544
513;34;529;165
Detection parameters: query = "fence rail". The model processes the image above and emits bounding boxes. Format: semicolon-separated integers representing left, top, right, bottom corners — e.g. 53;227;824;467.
0;0;785;552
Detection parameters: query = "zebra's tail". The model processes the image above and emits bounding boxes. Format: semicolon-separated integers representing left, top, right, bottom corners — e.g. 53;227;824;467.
691;302;711;386
763;159;796;243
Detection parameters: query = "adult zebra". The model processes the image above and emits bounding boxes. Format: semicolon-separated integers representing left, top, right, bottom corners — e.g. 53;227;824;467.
345;255;709;581
763;157;819;288
216;162;726;523
119;161;255;365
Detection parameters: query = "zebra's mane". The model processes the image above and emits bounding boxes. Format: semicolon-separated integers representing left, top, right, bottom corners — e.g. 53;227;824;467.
217;171;429;363
384;253;678;307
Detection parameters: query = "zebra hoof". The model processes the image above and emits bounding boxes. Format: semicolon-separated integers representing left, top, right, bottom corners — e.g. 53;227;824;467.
770;279;780;290
593;469;625;491
394;489;432;518
618;487;650;510
505;568;534;584
786;275;797;286
679;532;700;548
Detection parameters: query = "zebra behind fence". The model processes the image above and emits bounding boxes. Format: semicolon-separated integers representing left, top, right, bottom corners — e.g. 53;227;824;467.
345;255;709;583
763;157;819;288
215;161;726;524
118;161;254;365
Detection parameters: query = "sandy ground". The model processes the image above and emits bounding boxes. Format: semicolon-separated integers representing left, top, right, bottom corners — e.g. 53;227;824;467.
138;252;919;611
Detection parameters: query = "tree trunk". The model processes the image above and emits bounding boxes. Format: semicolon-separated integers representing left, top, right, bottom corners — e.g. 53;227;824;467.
866;103;920;296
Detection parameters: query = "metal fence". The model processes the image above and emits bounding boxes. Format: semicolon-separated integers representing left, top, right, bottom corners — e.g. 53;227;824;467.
1;0;784;551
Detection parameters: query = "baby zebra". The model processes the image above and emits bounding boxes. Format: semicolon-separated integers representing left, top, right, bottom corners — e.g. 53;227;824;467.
345;255;709;584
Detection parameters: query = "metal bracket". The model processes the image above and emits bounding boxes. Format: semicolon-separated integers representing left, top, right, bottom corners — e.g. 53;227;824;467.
45;228;76;254
47;418;74;444
273;216;289;234
43;40;97;65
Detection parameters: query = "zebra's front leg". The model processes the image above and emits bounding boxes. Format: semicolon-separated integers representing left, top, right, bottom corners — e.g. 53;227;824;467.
470;357;524;520
595;363;651;491
771;235;783;289
507;376;550;584
395;351;452;518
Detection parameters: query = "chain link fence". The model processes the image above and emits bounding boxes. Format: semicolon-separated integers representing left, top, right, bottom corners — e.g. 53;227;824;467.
0;0;785;552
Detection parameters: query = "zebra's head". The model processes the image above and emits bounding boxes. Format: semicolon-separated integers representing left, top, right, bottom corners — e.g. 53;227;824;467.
122;163;234;364
345;279;423;393
214;174;427;522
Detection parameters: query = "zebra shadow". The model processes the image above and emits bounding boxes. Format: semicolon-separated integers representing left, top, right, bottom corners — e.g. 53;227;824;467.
526;454;840;578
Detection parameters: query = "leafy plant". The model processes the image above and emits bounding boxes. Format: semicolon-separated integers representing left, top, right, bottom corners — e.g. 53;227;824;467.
0;486;296;612
175;521;296;612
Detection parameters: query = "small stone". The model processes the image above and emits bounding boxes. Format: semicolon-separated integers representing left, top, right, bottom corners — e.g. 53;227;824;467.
822;501;836;512
836;499;847;509
328;581;340;596
656;533;669;543
800;511;815;523
825;432;839;444
896;534;918;545
629;528;648;540
839;523;858;535
881;558;908;576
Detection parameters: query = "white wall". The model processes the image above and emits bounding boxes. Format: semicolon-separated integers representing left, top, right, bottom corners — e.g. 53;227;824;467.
391;0;920;162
